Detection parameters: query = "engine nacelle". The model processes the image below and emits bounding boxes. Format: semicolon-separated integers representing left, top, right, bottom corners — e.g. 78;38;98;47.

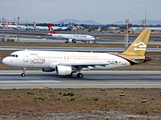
47;33;52;36
41;68;55;72
56;65;72;75
68;39;73;42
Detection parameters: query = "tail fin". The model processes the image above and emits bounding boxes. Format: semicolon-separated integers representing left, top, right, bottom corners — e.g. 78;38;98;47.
47;24;57;34
122;30;151;56
59;22;64;27
66;23;74;30
69;23;74;28
5;21;8;26
33;22;36;27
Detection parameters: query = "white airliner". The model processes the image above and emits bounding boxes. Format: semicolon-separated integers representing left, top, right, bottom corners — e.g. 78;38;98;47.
59;23;74;31
48;24;95;43
34;22;64;31
52;22;64;30
5;21;27;30
5;21;16;29
33;22;48;30
0;24;3;28
2;30;152;78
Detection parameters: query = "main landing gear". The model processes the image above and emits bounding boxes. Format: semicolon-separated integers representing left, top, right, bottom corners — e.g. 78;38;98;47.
77;73;83;78
21;67;26;77
65;39;76;43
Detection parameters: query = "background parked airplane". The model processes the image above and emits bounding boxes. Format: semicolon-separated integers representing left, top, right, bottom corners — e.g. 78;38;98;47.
5;21;27;30
47;24;95;43
34;22;64;31
2;30;152;78
52;22;64;30
59;23;74;31
33;22;48;30
0;24;3;28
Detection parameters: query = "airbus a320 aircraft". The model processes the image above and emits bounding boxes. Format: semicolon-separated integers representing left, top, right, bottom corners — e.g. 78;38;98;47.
2;30;152;78
48;24;95;43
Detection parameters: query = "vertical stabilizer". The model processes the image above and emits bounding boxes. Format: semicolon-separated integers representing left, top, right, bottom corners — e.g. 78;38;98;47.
122;30;151;56
47;24;57;34
33;22;37;27
5;21;8;26
59;22;64;27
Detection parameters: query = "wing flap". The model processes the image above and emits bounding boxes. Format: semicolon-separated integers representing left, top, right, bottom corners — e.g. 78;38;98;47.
59;63;110;67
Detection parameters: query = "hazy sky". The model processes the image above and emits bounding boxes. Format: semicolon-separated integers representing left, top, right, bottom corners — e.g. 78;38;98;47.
0;0;161;24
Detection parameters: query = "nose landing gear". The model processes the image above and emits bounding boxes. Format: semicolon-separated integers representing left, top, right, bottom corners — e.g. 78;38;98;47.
21;68;26;77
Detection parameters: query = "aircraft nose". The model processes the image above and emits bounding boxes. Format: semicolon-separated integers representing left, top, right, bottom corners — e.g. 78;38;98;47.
2;57;11;66
2;57;7;65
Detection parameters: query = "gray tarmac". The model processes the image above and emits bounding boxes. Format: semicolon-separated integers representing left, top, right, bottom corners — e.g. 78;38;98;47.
1;29;161;38
17;38;161;45
0;46;161;52
2;36;161;44
0;70;161;89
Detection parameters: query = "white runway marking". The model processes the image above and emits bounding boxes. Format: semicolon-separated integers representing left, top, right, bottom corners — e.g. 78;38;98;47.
39;84;161;86
0;73;20;74
0;80;61;83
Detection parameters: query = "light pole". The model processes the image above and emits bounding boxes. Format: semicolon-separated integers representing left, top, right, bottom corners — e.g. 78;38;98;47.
17;17;20;42
2;17;4;42
26;19;28;27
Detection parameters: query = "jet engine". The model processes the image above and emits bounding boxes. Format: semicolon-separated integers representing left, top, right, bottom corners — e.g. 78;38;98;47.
65;39;76;43
41;68;55;72
56;65;72;75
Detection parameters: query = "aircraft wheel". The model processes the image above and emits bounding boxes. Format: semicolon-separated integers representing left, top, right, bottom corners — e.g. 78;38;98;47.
77;73;83;78
21;73;25;77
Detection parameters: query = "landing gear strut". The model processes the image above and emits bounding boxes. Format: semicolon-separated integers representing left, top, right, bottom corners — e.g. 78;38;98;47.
77;73;83;78
21;67;26;77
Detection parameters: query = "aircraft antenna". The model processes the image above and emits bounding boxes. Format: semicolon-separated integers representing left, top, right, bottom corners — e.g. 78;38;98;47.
17;17;20;42
2;17;4;42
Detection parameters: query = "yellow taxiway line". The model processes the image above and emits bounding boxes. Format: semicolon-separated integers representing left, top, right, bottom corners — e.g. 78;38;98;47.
34;85;48;89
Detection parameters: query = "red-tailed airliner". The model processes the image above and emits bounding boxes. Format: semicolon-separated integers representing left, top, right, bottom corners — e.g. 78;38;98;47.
48;24;95;43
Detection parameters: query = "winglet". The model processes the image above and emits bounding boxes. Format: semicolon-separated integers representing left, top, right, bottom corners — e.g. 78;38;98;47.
47;24;57;34
122;30;151;56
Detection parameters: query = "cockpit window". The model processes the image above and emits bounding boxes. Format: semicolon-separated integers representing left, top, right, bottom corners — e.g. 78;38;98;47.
9;54;18;58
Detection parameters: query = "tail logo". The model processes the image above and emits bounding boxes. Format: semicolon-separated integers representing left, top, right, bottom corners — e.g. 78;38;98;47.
117;61;121;66
133;41;146;51
49;27;53;32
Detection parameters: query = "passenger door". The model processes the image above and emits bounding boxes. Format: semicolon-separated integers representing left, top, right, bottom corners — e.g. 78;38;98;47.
23;52;29;62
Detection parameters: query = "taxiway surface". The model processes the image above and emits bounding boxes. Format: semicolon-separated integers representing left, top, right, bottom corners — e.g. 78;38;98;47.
0;70;161;89
10;37;161;44
0;46;161;52
1;30;161;38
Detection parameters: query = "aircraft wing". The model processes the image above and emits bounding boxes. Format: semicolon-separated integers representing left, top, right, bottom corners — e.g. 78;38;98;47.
59;63;110;67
